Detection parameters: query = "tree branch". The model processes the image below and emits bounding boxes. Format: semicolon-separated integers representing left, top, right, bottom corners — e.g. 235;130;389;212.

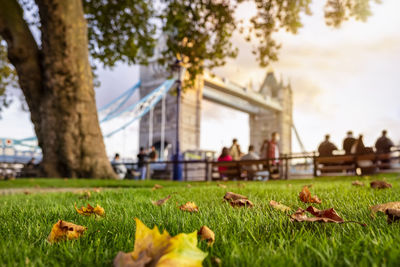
0;0;43;108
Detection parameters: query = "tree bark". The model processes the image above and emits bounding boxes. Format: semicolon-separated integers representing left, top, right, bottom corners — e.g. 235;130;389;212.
0;0;117;178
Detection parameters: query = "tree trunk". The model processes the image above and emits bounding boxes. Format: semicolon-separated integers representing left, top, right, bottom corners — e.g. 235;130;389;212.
0;0;117;178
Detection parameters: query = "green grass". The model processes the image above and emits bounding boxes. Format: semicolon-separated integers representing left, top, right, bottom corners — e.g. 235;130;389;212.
1;173;400;266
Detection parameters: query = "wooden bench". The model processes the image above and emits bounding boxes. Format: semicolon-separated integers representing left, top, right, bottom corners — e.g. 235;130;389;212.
315;155;356;175
211;159;273;180
315;153;393;176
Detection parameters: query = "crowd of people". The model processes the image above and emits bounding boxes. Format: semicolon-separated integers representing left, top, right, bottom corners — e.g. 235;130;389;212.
217;132;281;180
317;130;394;157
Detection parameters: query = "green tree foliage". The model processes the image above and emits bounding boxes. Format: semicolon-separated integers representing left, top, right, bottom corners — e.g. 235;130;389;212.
0;0;380;110
0;39;17;116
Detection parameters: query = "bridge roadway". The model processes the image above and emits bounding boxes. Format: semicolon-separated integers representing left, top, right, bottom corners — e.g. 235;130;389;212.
203;72;282;114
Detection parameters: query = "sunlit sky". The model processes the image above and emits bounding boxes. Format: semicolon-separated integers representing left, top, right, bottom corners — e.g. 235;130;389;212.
1;0;399;159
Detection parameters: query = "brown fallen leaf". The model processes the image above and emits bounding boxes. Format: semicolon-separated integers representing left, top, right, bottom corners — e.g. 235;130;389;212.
370;180;392;189
198;226;215;246
385;209;400;224
223;192;248;201
229;199;254;208
352;180;364;186
152;195;171;206
152;184;163;190
47;220;87;243
269;200;291;212
23;191;31;195
370;202;400;217
179;202;199;212
224;192;253;208
187;184;192;188
75;203;105;216
217;183;227;188
299;186;321;204
290;206;366;226
114;218;207;267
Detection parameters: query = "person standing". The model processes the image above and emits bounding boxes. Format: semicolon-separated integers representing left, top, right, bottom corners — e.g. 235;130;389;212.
148;146;158;161
343;131;356;155
375;130;394;153
267;132;280;165
260;139;269;159
137;147;148;180
318;135;338;157
229;138;242;160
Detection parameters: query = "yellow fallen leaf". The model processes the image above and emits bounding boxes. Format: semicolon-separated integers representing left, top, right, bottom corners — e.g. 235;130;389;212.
79;190;91;199
113;218;207;267
217;183;227;188
269;200;291;212
152;184;164;190
198;226;215;246
75;203;105;216
47;220;86;243
179;202;199;212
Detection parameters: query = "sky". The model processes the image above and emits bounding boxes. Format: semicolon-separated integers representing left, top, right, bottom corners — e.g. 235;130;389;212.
0;0;399;159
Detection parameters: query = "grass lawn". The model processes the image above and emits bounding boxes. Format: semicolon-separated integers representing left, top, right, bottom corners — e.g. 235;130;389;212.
1;173;400;266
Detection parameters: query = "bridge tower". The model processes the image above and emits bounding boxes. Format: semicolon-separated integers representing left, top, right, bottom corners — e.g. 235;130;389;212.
138;62;203;158
249;72;293;154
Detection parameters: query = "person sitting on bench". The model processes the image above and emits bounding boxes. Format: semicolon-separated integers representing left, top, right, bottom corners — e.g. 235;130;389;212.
343;131;356;155
375;130;394;154
318;134;338;157
241;145;262;180
218;147;232;179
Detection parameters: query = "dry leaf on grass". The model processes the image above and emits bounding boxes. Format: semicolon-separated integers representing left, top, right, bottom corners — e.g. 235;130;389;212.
370;202;400;217
224;192;248;201
187;184;192;188
290;206;366;226
152;184;164;191
229;199;254;207
270;200;291;212
299;186;321;204
370;180;392;189
75;203;105;216
113;218;207;267
79;191;91;199
237;183;246;188
223;192;253;208
47;220;87;243
179;202;199;212
352;180;364;186
385;209;400;224
213;257;222;266
198;226;215;246
218;183;227;188
152;195;171;206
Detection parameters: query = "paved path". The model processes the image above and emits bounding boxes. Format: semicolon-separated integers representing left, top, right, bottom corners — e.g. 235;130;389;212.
0;187;113;196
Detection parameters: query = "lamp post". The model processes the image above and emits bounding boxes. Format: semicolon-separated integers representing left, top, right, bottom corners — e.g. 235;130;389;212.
171;59;185;181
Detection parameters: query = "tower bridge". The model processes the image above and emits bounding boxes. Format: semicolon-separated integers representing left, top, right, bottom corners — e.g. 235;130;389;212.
139;60;293;158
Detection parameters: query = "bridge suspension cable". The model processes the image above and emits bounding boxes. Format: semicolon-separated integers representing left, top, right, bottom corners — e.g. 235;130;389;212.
98;80;141;122
102;79;175;138
1;79;175;154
